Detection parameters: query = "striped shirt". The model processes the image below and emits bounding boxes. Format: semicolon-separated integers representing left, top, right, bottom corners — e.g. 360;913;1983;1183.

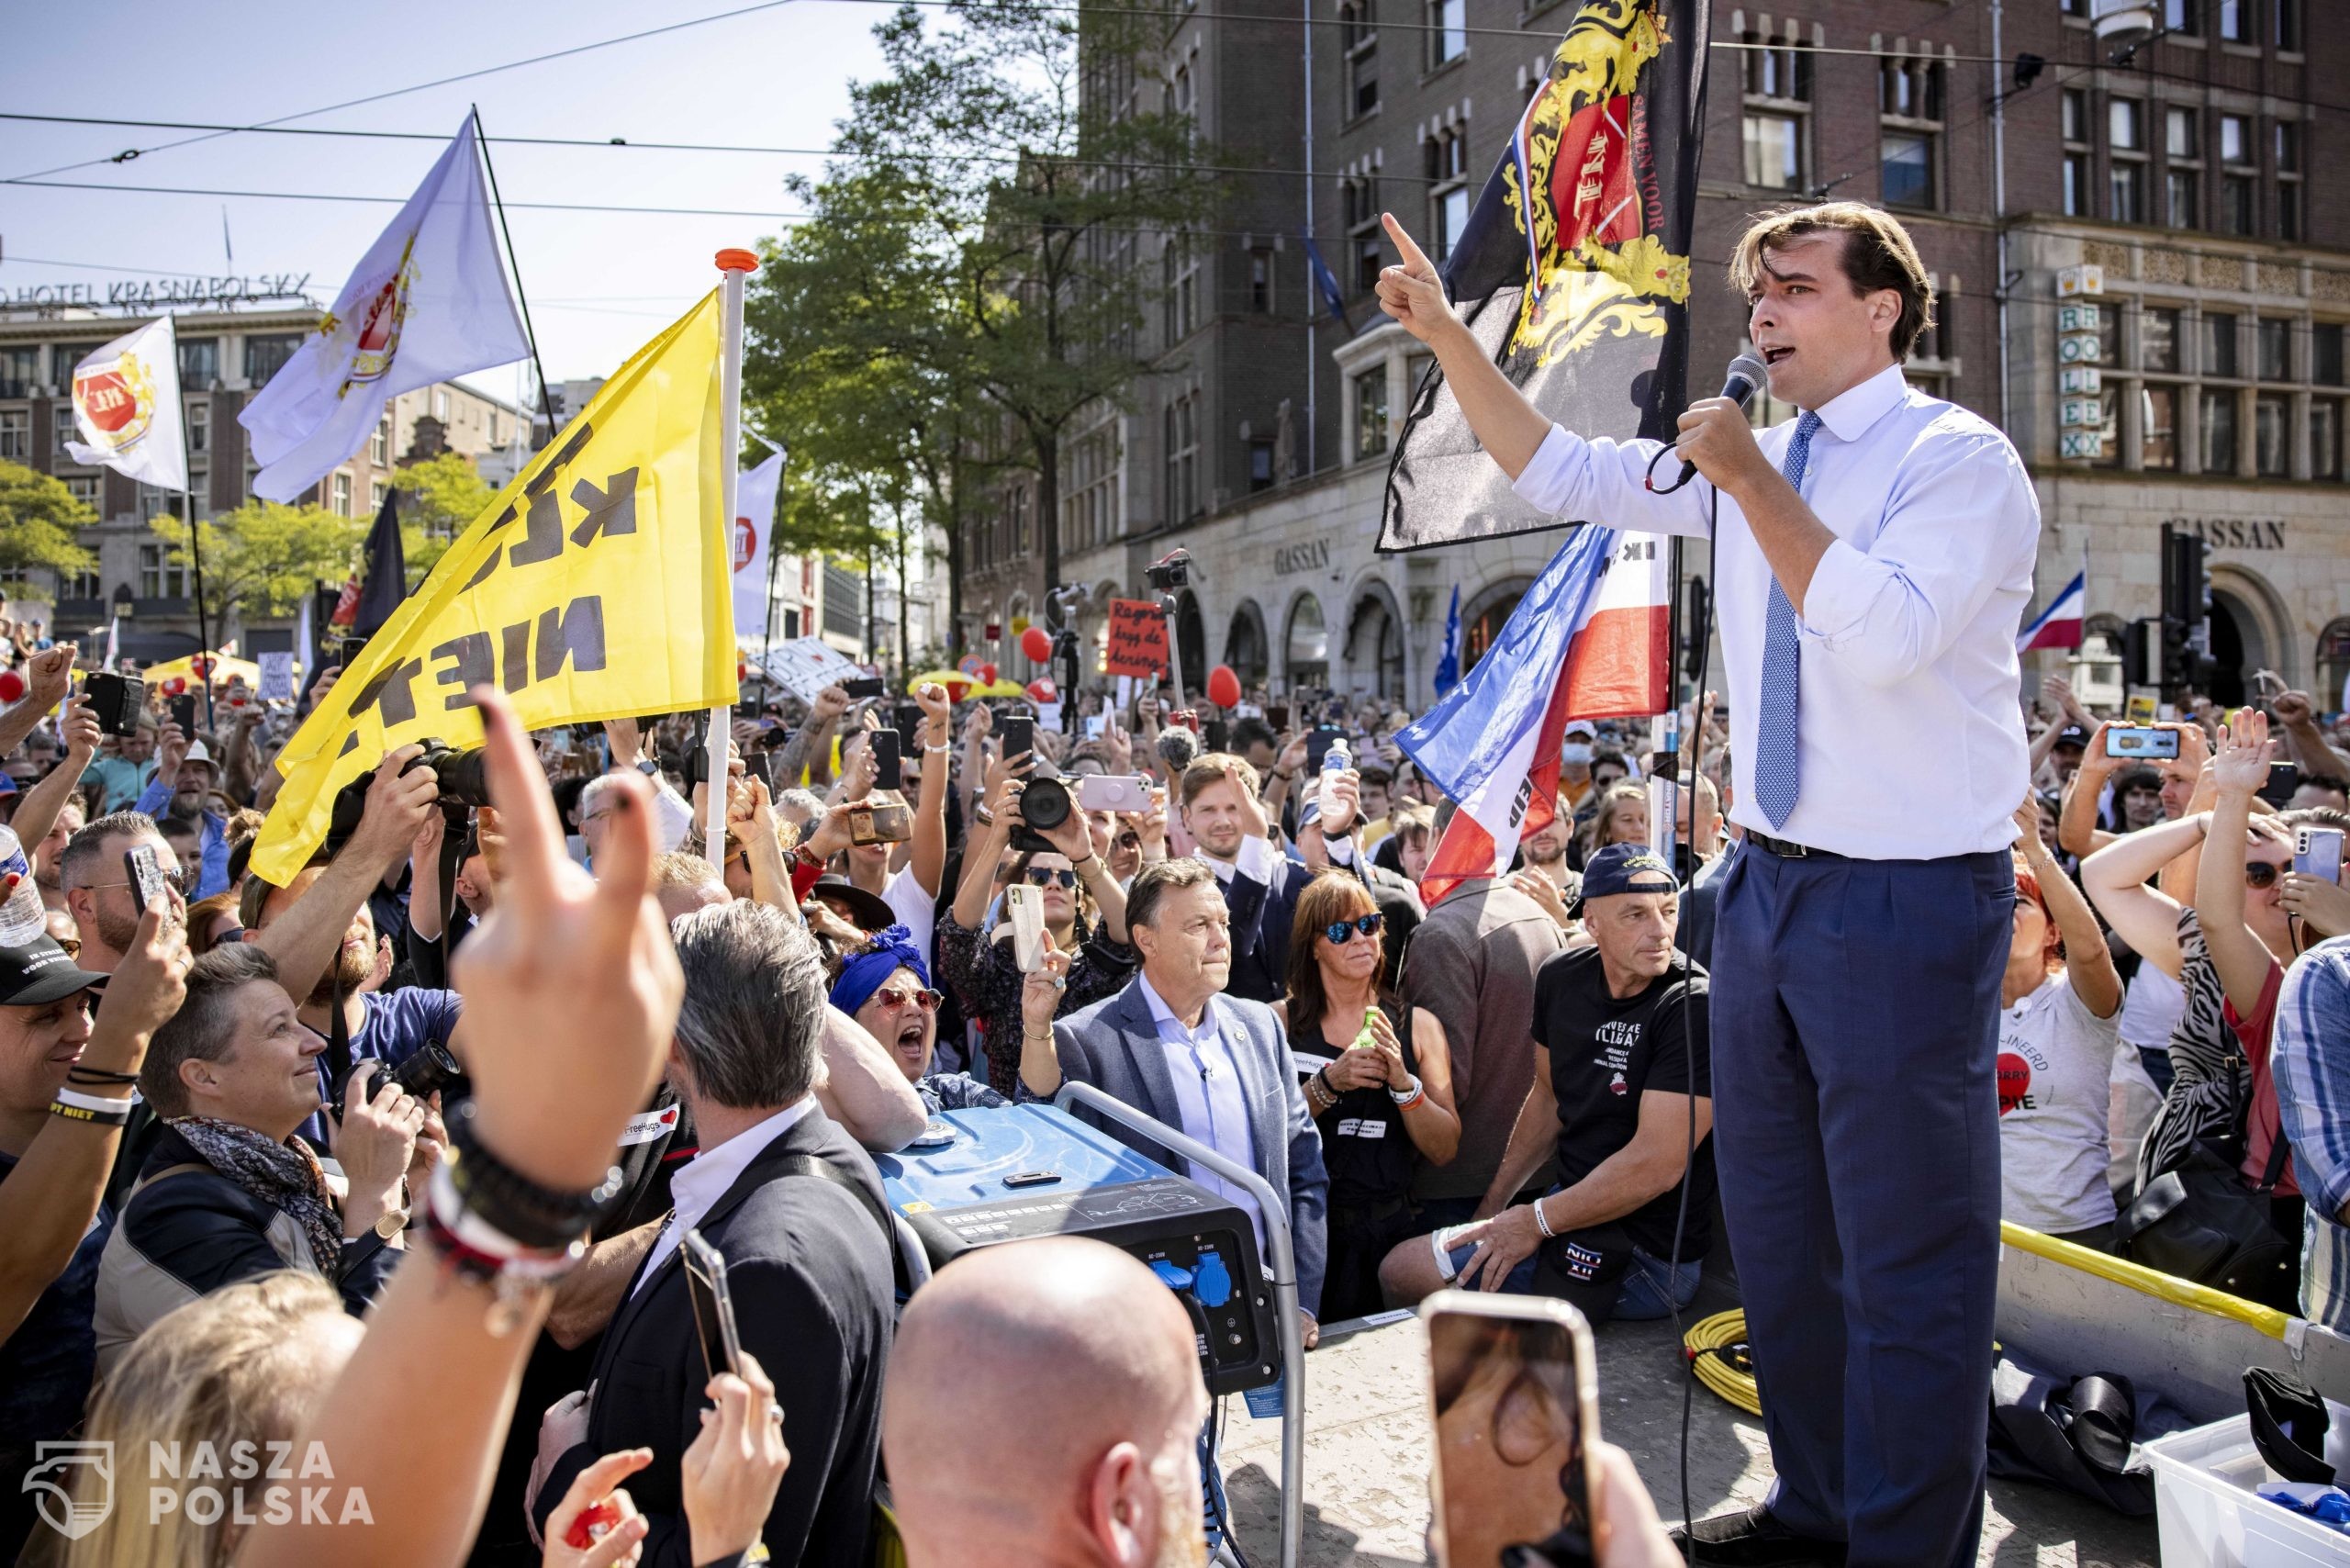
2270;935;2350;1331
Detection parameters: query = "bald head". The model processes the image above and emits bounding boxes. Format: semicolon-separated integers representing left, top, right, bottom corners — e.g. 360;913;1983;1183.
885;1238;1209;1568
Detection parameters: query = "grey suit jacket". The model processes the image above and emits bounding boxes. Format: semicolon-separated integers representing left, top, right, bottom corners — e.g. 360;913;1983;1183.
1049;978;1330;1313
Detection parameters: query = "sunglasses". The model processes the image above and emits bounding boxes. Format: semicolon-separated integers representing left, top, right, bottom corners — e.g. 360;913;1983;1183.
1323;913;1383;945
88;866;192;895
2245;861;2280;890
1115;832;1141;851
1024;868;1079;889
872;985;944;1012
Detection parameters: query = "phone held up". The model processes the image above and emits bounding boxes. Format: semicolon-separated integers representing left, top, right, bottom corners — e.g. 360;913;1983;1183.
2296;824;2345;887
998;712;1035;766
1423;1292;1598;1568
849;731;912;846
1003;881;1046;975
82;672;147;738
2105;725;2180;762
124;844;173;917
682;1228;744;1383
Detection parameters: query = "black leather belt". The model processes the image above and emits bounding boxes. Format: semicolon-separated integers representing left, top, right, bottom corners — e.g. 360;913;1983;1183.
1742;829;1849;861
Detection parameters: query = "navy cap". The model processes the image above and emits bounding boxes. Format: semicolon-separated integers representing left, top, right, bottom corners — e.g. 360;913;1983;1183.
1568;843;1677;916
2053;722;2091;749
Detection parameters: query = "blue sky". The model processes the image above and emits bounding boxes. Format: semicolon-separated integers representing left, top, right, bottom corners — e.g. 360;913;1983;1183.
0;0;887;392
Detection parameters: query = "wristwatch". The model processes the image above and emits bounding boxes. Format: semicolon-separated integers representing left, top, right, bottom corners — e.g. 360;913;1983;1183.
634;757;660;778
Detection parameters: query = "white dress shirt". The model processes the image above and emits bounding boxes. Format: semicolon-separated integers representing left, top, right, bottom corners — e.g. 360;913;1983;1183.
1512;364;2039;860
1135;971;1267;1259
633;1096;817;1296
1197;834;1280;887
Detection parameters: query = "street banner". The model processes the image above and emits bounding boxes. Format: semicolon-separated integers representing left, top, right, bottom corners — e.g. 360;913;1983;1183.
1399;524;1669;906
1104;599;1169;678
253;291;735;882
64;316;187;490
241;114;529;503
1379;0;1710;552
732;450;784;641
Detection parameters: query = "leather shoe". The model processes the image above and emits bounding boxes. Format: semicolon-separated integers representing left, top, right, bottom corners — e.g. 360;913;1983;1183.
1670;1505;1847;1566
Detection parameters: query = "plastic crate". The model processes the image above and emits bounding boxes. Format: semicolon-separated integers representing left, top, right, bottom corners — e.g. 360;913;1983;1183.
2142;1415;2350;1566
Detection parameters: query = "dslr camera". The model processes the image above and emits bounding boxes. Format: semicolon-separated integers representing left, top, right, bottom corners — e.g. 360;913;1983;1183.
1145;548;1192;593
323;739;492;858
1012;769;1073;855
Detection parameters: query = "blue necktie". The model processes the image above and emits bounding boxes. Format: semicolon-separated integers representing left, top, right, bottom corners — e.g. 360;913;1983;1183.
1752;410;1823;832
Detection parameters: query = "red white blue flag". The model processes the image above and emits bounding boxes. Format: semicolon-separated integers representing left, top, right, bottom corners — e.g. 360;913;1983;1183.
2017;563;2087;653
1399;525;1669;906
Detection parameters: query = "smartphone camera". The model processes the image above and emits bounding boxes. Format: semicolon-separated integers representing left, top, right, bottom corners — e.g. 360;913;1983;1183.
1424;1294;1597;1568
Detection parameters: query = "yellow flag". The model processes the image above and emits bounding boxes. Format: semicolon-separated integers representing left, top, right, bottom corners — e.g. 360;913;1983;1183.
252;290;738;884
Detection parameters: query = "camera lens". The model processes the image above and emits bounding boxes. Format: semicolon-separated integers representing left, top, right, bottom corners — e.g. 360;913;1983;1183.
1021;776;1071;832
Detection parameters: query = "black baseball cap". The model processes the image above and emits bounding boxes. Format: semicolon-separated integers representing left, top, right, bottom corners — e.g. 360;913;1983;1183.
809;874;896;933
0;937;110;1008
2053;722;2092;750
1568;843;1678;917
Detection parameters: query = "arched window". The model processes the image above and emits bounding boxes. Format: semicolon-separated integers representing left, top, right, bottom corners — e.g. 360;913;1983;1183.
1285;594;1328;690
2319;618;2350;715
1225;601;1270;686
1464;582;1528;672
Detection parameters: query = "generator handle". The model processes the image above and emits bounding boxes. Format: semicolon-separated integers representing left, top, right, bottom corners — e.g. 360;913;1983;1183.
1052;1081;1305;1568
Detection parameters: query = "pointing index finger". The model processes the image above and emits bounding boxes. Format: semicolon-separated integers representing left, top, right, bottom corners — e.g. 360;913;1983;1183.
469;687;563;908
1380;211;1436;276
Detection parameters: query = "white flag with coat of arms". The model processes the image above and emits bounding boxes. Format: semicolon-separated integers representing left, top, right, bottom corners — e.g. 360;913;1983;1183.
240;113;528;502
63;316;186;491
730;449;784;642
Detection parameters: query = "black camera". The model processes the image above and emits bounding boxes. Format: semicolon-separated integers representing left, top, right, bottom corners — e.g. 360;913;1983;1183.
323;739;492;858
1145;549;1192;593
332;1039;467;1122
1012;772;1072;855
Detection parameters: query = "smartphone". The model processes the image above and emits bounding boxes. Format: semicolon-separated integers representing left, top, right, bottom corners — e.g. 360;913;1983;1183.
338;635;371;672
124;844;171;917
742;751;774;794
82;672;146;738
999;713;1035;765
2260;762;2303;810
1304;726;1344;774
681;1229;744;1383
170;694;199;736
869;728;903;791
684;720;713;788
893;700;923;756
1078;773;1153;812
842;676;886;700
1004;881;1046;974
2295;825;2344;885
2106;725;2181;761
1266;702;1291;731
1423;1292;1598;1568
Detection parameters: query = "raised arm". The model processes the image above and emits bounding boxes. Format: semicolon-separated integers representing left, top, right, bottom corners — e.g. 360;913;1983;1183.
2080;812;2209;979
2015;800;2121;1020
907;681;953;901
778;684;848;790
2197;711;2282;1017
252;745;439;1002
9;692;98;863
0;645;76;761
2272;689;2350;781
949;755;1024;932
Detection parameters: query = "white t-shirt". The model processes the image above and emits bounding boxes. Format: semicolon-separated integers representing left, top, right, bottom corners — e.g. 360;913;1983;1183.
2116;961;2185;1056
883;861;938;971
1998;972;2122;1236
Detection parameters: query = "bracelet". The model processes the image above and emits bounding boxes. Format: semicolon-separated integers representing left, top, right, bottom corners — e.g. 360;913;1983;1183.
923;743;950;755
50;1096;131;1128
420;1166;581;1336
1530;1195;1557;1239
442;1099;622;1250
1388;1074;1425;1109
53;1083;137;1114
66;1065;140;1086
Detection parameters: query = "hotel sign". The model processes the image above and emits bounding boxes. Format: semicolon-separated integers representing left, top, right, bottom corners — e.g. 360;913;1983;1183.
6;274;314;309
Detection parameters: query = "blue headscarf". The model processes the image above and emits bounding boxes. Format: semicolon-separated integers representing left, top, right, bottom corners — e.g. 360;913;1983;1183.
830;924;931;1016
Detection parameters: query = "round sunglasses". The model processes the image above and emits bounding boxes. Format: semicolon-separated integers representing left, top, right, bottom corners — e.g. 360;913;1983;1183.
1323;912;1383;946
2245;861;2281;890
1024;867;1080;889
871;985;944;1012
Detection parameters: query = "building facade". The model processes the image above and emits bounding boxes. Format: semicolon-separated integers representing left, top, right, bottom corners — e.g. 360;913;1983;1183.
972;0;2344;711
0;301;523;663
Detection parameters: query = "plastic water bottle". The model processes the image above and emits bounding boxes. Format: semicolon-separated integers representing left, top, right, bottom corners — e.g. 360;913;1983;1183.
0;824;50;946
1324;738;1351;775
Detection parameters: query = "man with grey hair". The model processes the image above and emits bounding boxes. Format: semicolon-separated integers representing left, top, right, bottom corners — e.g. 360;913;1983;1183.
531;900;895;1568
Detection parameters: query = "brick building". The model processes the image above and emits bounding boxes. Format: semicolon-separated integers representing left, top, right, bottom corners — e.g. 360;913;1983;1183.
0;299;523;663
961;0;2346;710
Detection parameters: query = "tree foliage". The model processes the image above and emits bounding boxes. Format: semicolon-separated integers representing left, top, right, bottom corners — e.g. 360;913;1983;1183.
151;500;362;630
390;452;495;586
0;459;99;577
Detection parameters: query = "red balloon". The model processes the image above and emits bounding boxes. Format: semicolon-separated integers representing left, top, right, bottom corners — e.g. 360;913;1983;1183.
163;678;187;696
978;662;998;686
1025;678;1058;703
1020;626;1053;663
1205;665;1242;711
0;671;23;704
190;655;213;678
736;661;748;682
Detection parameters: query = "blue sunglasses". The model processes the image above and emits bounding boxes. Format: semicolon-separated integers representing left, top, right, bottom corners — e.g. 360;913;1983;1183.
1323;913;1383;946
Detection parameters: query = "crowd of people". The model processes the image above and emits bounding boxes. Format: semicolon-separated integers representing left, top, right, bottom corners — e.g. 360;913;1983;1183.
0;610;2344;1566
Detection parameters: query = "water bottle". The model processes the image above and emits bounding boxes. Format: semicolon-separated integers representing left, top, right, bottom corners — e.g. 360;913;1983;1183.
0;824;50;946
1323;738;1351;775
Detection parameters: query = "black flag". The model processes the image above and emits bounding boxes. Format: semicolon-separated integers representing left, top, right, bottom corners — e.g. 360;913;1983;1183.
352;487;408;639
1379;0;1711;553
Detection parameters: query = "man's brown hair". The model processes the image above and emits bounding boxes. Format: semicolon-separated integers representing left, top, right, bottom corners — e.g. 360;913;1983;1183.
1179;753;1259;810
1730;201;1937;362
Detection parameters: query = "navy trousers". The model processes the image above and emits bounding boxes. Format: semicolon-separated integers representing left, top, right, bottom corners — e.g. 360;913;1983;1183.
1710;841;2012;1568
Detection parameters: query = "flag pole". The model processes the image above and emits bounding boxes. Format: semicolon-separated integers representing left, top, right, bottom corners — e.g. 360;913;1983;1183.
183;485;215;731
469;106;559;442
710;249;760;869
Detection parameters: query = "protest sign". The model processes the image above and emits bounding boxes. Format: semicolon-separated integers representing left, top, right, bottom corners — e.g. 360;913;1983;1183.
1103;599;1169;678
257;653;297;702
252;290;736;883
761;637;861;702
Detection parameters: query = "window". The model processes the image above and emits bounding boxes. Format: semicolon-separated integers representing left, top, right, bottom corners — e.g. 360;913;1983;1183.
1880;56;1943;120
1882;133;1932;209
1338;0;1378;121
177;336;218;389
186;400;208;454
2200;388;2239;472
2110;98;2144;151
2087;386;2121;466
50;344;103;385
52;404;77;460
64;476;100;510
2164;0;2201;32
1436;185;1471;261
1163;395;1199;523
0;345;35;398
2277;0;2302;51
138;542;188;600
2061;91;2092;218
2142;386;2179;469
2255;393;2289;476
2312;399;2342;480
2107;98;2146;223
2064;155;2092;217
1353;369;1389;460
139;484;174;522
1161;234;1198;344
2221;174;2255;235
1426;0;1463;66
1740;30;1811;192
1248;440;1275;492
2257;317;2291;381
2220;115;2250;163
60;570;101;602
332;473;352;517
2203;312;2239;377
2062;89;2089;145
2109;160;2145;224
2219;0;2250;41
242;333;302;384
371;418;389;465
1427;126;1471;263
2165;106;2198;157
1878;56;1942;210
2166;169;2200;229
2143;307;2182;373
1248;247;1275;314
2314;322;2344;386
1745;113;1804;189
433;388;450;420
2277;123;2302;241
0;410;24;460
372;480;387;511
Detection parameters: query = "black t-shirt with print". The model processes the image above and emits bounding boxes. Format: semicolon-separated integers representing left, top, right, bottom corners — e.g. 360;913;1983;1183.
1533;946;1715;1260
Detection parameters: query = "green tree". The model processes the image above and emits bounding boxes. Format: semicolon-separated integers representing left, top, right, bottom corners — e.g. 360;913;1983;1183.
0;459;99;577
390;452;495;586
151;500;361;633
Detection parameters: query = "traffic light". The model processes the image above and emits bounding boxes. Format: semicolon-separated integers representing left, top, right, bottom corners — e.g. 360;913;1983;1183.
2157;525;2219;696
2124;618;2161;689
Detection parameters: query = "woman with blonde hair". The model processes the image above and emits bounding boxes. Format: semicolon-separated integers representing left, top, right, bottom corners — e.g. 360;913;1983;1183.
1581;781;1651;864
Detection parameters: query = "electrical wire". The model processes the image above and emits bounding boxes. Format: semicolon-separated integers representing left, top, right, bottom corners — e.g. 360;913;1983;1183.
0;177;811;220
1683;1309;1762;1418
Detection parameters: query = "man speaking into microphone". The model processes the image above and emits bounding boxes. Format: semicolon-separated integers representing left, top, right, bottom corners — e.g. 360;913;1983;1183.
1378;200;2038;1568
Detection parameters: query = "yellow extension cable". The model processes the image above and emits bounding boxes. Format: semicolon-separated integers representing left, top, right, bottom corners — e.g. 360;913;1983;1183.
1684;1308;1762;1417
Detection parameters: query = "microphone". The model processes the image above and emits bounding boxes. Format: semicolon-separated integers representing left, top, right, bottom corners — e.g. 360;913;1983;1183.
1671;352;1771;487
1157;724;1202;774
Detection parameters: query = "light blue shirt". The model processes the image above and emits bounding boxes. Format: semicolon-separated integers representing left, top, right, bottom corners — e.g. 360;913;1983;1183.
2271;935;2350;1332
1136;970;1265;1257
1511;363;2041;860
